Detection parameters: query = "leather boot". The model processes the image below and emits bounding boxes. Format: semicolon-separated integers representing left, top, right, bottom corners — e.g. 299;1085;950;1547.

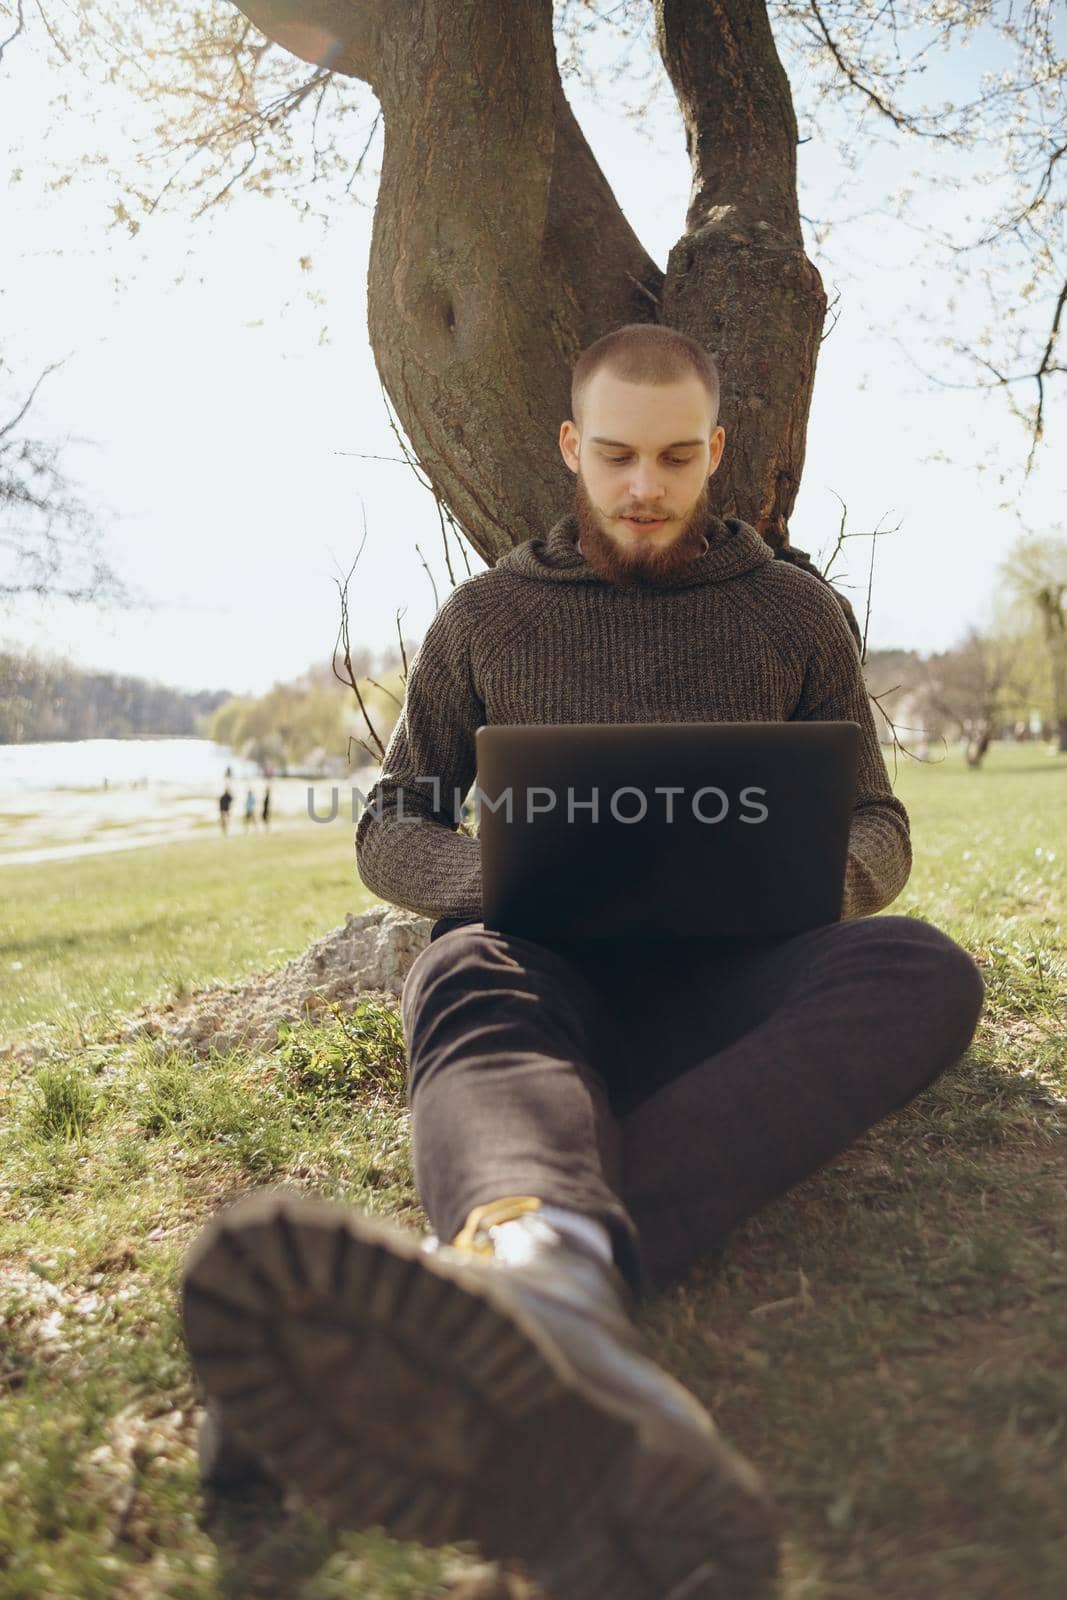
181;1187;779;1598
196;1395;281;1493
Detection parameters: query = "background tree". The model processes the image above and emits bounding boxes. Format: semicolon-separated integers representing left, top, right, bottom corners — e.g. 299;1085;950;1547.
999;533;1067;751
912;626;1029;768
0;647;232;741
207;649;406;771
0;360;128;606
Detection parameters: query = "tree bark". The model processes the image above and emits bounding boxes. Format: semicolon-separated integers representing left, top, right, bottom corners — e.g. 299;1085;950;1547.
234;0;858;644
655;2;824;542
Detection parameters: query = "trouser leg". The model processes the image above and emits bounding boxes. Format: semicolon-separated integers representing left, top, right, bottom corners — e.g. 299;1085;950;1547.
400;919;647;1298
604;915;986;1295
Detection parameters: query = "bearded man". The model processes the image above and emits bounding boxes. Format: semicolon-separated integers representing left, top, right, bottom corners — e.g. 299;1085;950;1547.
181;323;984;1600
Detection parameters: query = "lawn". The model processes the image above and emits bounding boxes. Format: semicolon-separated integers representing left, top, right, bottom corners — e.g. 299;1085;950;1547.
0;742;1064;1599
0;819;373;1046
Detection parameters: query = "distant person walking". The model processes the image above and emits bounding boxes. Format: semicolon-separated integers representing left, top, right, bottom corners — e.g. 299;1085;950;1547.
243;788;257;830
218;787;233;834
261;785;272;829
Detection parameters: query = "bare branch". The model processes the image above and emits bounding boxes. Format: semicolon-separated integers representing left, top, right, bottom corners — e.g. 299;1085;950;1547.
394;608;409;685
0;359;65;441
413;544;439;614
364;675;402;710
804;0;919;136
0;360;128;607
330;518;389;764
0;0;25;66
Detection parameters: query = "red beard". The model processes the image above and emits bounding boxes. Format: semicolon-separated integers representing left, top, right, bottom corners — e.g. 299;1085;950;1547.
573;472;712;587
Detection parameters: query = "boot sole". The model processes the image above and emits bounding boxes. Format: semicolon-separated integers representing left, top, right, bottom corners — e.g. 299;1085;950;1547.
180;1188;778;1599
197;1396;283;1492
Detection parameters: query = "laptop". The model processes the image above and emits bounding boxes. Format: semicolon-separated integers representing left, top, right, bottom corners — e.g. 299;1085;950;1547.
474;722;861;940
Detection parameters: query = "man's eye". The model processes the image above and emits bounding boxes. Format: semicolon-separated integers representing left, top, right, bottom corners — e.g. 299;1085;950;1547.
607;456;690;466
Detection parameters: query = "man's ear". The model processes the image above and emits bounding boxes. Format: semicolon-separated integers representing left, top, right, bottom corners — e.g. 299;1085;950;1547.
558;420;580;474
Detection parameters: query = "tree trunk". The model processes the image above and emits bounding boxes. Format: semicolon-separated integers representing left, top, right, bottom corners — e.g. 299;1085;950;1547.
235;0;859;645
965;724;992;768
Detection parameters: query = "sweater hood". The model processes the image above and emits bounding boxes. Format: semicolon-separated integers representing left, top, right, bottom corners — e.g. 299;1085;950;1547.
494;510;775;589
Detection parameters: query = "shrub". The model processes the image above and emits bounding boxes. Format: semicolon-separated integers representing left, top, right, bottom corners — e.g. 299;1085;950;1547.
277;999;407;1105
28;1063;101;1140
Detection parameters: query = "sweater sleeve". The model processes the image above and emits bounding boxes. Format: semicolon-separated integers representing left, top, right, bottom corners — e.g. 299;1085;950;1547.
792;591;912;920
354;586;484;921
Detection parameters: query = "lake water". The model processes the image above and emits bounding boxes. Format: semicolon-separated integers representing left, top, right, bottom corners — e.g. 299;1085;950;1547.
0;737;261;798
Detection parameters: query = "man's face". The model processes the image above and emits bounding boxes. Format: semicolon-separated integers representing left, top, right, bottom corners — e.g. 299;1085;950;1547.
558;369;726;588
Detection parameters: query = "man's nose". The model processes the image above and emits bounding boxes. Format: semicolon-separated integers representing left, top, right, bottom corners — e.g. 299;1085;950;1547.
627;463;667;500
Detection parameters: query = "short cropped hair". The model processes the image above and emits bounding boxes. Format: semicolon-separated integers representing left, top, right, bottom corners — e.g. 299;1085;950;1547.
571;323;720;433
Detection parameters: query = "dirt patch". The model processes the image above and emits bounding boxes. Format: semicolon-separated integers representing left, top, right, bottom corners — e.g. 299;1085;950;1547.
114;905;433;1059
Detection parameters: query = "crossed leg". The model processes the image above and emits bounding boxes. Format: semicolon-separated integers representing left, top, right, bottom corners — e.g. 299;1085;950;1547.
401;915;985;1302
598;915;986;1294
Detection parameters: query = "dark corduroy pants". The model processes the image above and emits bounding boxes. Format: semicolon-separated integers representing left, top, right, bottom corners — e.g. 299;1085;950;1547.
399;913;986;1303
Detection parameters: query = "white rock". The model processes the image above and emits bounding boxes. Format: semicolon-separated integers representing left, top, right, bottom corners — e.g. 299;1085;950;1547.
120;905;433;1059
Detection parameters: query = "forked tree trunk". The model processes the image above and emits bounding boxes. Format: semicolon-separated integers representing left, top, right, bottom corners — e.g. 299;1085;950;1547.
236;0;859;645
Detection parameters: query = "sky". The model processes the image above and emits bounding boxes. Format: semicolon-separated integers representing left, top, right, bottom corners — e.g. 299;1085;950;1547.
1;5;1062;697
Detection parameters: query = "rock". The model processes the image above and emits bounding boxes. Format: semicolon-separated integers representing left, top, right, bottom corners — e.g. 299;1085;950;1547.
119;905;433;1059
442;1563;540;1599
0;1020;57;1071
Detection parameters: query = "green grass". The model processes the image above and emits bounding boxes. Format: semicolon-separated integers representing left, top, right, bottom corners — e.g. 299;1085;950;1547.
0;741;1065;1598
0;820;373;1047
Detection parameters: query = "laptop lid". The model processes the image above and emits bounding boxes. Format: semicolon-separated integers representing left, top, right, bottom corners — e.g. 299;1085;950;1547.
475;722;861;940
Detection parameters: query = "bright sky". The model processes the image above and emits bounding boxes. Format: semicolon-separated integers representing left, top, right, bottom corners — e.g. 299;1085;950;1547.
1;9;1062;696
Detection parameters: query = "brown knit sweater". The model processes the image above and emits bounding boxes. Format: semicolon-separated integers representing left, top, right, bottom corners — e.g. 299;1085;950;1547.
354;511;911;925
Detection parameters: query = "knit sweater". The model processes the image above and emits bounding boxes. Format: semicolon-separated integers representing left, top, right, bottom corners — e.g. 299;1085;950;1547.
354;511;911;925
